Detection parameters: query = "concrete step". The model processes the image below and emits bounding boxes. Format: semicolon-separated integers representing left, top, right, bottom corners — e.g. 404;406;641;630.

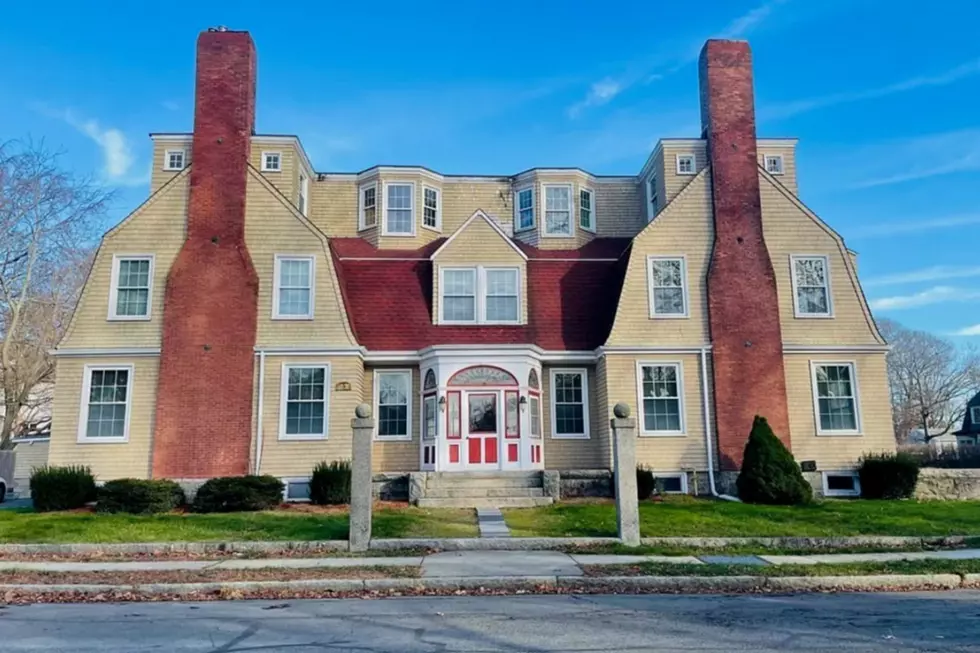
425;472;543;489
422;487;546;499
417;496;554;509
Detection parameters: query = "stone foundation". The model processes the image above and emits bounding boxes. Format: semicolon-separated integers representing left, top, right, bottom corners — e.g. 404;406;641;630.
558;470;612;498
372;473;409;501
915;468;980;501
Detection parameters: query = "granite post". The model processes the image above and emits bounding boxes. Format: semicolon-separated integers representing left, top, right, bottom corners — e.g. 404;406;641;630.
611;402;640;547
349;403;375;552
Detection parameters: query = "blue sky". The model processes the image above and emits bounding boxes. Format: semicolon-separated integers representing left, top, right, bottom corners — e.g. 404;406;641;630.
2;0;977;339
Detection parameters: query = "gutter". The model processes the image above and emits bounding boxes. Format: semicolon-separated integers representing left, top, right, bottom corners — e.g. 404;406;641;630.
699;347;739;502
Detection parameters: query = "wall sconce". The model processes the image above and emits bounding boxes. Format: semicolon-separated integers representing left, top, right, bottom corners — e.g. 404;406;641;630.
519;395;528;413
439;396;447;412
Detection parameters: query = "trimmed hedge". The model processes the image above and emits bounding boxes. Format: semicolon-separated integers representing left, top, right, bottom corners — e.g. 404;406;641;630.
30;465;97;512
636;467;655;500
859;452;920;499
191;475;284;513
97;479;186;514
310;460;351;505
737;415;813;505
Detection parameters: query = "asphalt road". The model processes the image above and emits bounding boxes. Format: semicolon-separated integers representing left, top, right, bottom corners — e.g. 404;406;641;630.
1;591;979;652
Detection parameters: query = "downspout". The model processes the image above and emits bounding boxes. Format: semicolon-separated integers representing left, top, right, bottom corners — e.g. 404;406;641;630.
254;350;266;475
700;346;740;502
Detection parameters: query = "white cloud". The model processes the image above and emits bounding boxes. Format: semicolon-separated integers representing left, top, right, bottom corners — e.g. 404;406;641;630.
720;0;789;38
38;106;138;183
844;129;980;190
869;286;980;311
848;214;980;239
162;100;180;112
567;78;623;117
952;324;980;337
864;265;980;288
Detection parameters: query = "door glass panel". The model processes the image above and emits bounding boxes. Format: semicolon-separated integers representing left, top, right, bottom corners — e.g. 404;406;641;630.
469;394;497;433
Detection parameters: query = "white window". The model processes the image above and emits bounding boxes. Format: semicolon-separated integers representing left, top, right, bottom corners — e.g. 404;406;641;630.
273;255;315;319
108;255;154;321
647;256;688;318
822;471;861;497
676;154;695;175
530;395;542;437
550;369;589;439
637;363;685;435
652;472;688;494
279;364;330;440
262;151;282;172
791;255;832;317
812;362;861;435
164;149;185;171
384;182;415;235
439;267;520;325
359;183;377;229
972;406;980;424
543;184;573;236
78;365;133;442
579;188;595;232
514;187;534;231
298;173;308;216
283;478;312;502
765;154;784;175
376;370;412;440
646;174;659;222
423;186;441;230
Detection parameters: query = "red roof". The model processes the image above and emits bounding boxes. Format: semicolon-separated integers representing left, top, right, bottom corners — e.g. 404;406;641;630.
330;237;630;351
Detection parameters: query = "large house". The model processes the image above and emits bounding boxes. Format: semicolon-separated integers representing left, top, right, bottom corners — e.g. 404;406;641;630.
48;28;894;503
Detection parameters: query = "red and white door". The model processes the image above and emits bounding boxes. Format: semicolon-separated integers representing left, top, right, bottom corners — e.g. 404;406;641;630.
465;392;499;467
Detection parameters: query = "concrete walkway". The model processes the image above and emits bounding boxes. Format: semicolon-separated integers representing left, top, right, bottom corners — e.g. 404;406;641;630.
476;508;511;538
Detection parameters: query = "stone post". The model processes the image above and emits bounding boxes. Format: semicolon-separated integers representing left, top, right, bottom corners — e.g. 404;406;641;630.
349;403;375;552
611;402;640;547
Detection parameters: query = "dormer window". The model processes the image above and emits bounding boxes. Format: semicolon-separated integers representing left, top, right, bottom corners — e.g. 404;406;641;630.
423;185;441;231
298;173;308;215
384;182;415;236
579;188;595;232
164;149;185;171
646;174;659;222
439;266;520;325
514;187;534;232
359;183;377;230
765;154;784;175
262;151;282;172
676;154;695;175
543;184;572;237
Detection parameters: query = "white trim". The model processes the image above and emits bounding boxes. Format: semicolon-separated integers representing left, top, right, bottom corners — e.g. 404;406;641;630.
272;255;316;320
646;255;690;319
278;362;331;441
636;361;687;436
107;254;155;322
579;187;596;233
382;180;417;237
970;406;980;424
513;186;535;232
163;149;186;171
438;265;521;326
810;360;863;436
675;153;696;175
255;346;365;356
77;364;134;444
254;350;266;474
783;344;889;354
251;136;315;176
149;134;192;143
430;210;528;261
261;151;283;172
598;345;711;356
281;476;312;503
421;184;442;232
652;471;689;494
374;369;413;441
358;182;378;231
758;138;799;147
298;173;309;216
54;347;161;358
541;183;575;238
364;351;422;363
790;254;834;318
822;470;861;497
549;368;590;439
764;154;785;175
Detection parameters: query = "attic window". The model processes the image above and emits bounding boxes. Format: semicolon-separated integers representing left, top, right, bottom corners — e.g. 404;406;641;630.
765;154;784;175
359;183;377;230
972;406;980;424
543;184;572;237
514;187;535;232
646;174;659;222
164;149;185;171
579;188;595;232
384;182;415;236
262;152;282;172
676;154;695;175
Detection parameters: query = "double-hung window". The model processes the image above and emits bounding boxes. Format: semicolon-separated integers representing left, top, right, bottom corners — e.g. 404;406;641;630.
79;365;133;442
164;149;185;171
377;370;412;440
484;268;519;322
262;152;282;172
298;173;308;215
579;188;595;232
812;362;861;435
638;363;684;435
280;365;329;439
359;183;377;229
439;267;519;324
550;369;588;439
791;255;832;317
647;256;688;317
384;182;415;235
543;184;572;236
109;255;153;320
441;268;477;322
514;187;535;231
274;255;315;319
647;174;659;221
423;186;440;230
676;154;695;175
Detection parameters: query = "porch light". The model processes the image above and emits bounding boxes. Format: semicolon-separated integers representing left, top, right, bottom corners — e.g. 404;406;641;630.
439;395;447;412
519;395;528;412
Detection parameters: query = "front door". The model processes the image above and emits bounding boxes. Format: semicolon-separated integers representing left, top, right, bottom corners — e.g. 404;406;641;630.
465;392;499;468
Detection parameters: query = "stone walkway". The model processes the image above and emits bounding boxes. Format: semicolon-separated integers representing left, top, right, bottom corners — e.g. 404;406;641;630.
476;508;511;538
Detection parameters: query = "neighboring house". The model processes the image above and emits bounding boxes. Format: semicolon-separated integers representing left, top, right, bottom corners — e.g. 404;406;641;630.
953;392;980;447
46;30;894;501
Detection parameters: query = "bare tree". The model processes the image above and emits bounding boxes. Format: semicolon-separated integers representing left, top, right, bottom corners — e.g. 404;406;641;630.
879;318;980;442
0;140;109;449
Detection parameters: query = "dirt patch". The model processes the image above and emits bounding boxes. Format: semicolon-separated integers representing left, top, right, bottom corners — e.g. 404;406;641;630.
0;547;433;563
0;565;419;585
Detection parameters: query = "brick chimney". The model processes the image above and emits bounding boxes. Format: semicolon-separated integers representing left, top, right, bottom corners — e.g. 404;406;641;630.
699;40;791;470
153;29;260;478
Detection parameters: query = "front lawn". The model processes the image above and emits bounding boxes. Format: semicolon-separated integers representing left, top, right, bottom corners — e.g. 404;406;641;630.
0;506;477;544
503;497;980;538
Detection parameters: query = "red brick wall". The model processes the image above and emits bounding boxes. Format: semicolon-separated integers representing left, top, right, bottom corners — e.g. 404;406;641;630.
699;40;791;470
153;30;259;478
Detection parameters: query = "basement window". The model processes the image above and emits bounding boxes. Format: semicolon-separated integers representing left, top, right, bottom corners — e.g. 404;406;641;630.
164;149;185;171
283;478;312;502
822;471;860;497
765;154;784;175
653;473;688;494
262;151;282;172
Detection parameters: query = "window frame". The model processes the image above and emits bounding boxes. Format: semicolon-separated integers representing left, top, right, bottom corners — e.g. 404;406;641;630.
298;173;309;216
652;472;689;494
549;368;590;440
810;361;862;436
282;477;312;502
646;255;690;319
646;173;659;222
971;406;980;424
272;254;316;320
108;254;155;322
77;364;134;444
675;154;696;175
374;369;413;442
422;185;441;232
438;266;521;325
261;151;282;172
438;267;478;325
278;363;331;441
790;254;834;318
579;187;596;233
822;471;861;498
358;182;378;230
635;361;686;437
542;183;575;238
382;181;417;237
482;267;520;325
765;154;784;175
163;149;186;171
513;187;535;232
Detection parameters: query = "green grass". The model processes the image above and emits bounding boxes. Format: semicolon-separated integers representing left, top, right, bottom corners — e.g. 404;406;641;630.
503;497;980;538
587;559;980;577
0;507;477;544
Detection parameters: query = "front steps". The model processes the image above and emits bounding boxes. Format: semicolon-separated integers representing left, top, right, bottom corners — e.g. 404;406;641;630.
414;471;555;508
